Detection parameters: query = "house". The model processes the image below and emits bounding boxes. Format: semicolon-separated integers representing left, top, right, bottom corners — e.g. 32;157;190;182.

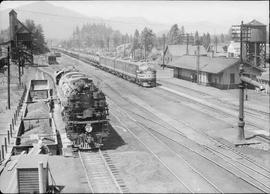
206;43;228;57
227;41;240;58
163;44;207;65
167;55;263;89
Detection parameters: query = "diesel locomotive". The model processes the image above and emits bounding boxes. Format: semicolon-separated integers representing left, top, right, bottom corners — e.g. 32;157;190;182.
56;49;157;87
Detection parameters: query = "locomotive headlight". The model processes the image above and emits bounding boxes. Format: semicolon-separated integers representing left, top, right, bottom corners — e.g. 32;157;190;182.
85;124;92;133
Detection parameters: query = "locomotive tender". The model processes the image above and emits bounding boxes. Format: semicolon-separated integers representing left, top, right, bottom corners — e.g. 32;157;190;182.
55;68;109;150
57;49;157;87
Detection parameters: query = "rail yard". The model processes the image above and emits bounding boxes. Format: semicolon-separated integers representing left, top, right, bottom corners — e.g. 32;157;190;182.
0;2;269;193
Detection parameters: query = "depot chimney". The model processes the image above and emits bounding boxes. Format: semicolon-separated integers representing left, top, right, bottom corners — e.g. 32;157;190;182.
9;9;17;42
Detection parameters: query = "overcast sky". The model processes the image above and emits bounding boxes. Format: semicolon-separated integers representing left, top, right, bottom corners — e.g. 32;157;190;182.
0;1;269;27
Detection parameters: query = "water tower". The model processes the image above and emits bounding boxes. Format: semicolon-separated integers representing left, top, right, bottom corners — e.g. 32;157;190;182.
232;19;267;68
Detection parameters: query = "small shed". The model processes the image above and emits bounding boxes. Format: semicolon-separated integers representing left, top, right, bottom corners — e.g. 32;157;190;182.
227;41;240;58
167;55;263;89
48;54;57;65
16;155;49;193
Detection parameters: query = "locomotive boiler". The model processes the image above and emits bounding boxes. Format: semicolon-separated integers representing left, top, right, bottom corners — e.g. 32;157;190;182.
55;68;109;149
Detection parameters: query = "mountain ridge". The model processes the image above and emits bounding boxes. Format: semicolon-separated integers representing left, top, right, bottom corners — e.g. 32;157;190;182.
0;1;235;40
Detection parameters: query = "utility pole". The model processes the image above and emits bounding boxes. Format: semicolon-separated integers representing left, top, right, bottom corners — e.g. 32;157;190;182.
186;33;189;55
7;46;10;109
21;56;24;75
123;37;126;58
238;21;245;141
144;42;146;62
196;44;200;84
162;34;166;67
18;49;21;85
215;36;218;53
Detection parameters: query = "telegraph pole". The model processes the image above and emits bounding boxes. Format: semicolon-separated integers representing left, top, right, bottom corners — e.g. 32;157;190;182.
18;49;21;85
123;37;126;58
238;21;245;141
7;46;10;109
186;33;189;55
162;34;166;68
21;56;24;75
215;36;218;53
144;42;146;62
196;44;200;84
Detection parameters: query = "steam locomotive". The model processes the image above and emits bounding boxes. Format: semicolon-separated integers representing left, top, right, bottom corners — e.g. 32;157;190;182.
55;68;109;150
56;49;157;87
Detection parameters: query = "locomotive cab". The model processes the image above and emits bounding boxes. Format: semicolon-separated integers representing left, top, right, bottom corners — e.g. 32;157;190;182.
136;63;157;87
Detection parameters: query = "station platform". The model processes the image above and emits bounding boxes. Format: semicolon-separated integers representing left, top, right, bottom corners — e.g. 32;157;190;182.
158;72;269;113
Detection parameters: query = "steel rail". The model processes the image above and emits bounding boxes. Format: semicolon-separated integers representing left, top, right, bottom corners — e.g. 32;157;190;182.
124;109;270;193
98;149;123;194
160;79;269;118
78;151;94;193
79;150;122;193
110;110;194;193
125;98;270;178
127;111;224;193
102;81;270;193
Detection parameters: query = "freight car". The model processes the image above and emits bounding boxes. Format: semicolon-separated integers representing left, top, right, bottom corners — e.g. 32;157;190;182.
48;54;57;65
55;48;156;87
55;68;109;149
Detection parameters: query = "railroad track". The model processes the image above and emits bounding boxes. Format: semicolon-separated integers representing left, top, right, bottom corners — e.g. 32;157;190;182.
100;79;270;192
110;99;270;193
160;79;269;119
47;52;269;145
79;149;129;193
43;53;270;192
111;108;218;193
125;105;270;192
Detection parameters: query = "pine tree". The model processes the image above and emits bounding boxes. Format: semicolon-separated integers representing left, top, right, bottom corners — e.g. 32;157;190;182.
220;33;225;43
206;33;211;49
140;27;155;59
24;19;48;54
131;29;140;54
180;26;185;35
168;24;180;44
194;30;200;45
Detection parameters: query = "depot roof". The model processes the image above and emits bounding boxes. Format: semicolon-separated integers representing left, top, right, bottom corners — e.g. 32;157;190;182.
167;55;240;74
